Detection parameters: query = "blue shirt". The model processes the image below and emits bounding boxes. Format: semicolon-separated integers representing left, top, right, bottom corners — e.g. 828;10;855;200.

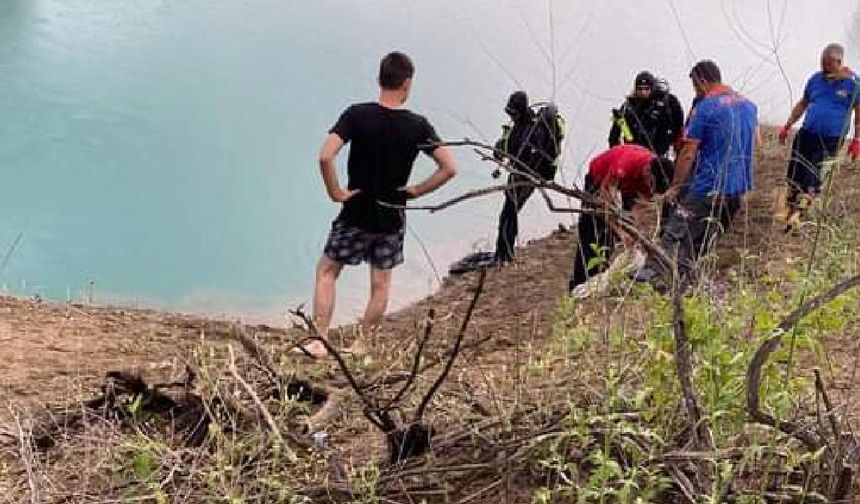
686;87;757;197
801;71;860;138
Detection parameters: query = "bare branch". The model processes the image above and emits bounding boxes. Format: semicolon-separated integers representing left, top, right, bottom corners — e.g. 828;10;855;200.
227;346;295;461
671;284;714;451
385;309;435;410
289;308;392;431
415;271;486;421
746;273;860;449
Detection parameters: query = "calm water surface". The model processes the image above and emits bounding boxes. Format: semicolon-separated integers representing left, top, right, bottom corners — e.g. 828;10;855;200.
0;0;857;323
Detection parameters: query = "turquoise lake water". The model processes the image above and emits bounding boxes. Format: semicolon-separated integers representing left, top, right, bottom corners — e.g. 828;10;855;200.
0;0;857;323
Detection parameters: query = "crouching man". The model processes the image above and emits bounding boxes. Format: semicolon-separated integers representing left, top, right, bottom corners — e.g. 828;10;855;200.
569;144;672;296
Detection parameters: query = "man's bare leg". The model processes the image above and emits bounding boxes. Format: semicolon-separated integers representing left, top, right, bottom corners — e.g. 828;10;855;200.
349;266;392;354
306;256;344;357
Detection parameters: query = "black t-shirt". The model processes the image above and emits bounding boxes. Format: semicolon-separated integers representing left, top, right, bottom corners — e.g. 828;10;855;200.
329;102;440;233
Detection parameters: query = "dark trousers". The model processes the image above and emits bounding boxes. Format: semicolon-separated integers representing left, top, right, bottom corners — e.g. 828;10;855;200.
569;174;636;289
495;171;552;262
570;210;615;289
643;194;741;282
787;128;841;206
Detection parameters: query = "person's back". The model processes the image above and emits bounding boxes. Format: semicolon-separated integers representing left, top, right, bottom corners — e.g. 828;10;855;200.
334;102;439;233
687;89;757;198
588;144;655;198
308;51;457;358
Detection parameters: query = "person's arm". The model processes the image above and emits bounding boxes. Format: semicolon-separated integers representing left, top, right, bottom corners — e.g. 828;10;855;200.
853;103;860;142
783;98;809;131
849;104;860;160
631;199;648;226
318;133;359;203
668;94;685;143
666;140;699;201
609;103;625;147
608;121;621;147
597;180;633;245
403;146;457;198
778;97;809;145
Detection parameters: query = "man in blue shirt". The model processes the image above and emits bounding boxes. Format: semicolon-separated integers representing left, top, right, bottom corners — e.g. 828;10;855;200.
634;60;758;287
778;43;860;220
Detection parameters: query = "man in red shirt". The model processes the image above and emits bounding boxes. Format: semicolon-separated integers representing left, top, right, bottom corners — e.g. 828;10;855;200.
569;144;672;293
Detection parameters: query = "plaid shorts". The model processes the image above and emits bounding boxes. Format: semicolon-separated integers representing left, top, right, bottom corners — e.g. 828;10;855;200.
323;220;405;270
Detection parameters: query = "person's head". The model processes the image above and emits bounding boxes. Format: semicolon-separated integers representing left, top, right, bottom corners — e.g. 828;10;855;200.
633;71;656;100
378;51;414;103
689;60;722;97
820;43;845;74
504;90;530;121
650;156;674;194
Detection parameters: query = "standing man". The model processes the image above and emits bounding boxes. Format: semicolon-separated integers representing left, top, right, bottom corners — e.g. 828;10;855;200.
609;71;685;157
307;52;457;357
569;144;673;295
634;60;758;287
777;43;860;220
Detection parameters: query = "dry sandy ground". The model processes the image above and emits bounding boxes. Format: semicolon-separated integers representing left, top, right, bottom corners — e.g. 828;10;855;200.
1;128;859;430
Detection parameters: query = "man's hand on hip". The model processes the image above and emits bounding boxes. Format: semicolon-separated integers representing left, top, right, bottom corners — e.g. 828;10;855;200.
401;186;420;199
331;188;360;203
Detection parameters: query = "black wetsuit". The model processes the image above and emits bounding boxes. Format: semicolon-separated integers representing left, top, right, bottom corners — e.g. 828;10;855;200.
608;91;684;157
494;112;560;262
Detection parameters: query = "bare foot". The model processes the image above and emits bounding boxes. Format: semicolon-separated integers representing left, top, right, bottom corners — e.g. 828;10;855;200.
299;340;329;358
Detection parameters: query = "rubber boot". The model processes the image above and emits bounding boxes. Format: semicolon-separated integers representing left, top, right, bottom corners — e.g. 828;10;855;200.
785;194;813;235
773;186;790;223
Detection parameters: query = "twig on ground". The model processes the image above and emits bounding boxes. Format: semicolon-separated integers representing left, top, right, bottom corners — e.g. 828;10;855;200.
226;346;295;461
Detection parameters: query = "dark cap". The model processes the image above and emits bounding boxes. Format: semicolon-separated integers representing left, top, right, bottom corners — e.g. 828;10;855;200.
689;60;721;83
634;71;656;88
504;91;529;118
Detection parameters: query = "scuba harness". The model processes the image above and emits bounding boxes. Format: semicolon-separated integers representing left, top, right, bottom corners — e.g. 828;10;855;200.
612;76;672;144
494;101;566;179
611;107;635;143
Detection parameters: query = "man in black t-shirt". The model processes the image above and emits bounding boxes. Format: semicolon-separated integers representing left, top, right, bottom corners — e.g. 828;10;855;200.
307;51;457;358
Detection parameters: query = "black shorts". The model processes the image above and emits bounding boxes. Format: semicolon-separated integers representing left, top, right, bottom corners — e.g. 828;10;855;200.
323;220;405;270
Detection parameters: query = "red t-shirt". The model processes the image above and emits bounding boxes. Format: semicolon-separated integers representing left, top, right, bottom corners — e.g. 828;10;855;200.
588;144;655;199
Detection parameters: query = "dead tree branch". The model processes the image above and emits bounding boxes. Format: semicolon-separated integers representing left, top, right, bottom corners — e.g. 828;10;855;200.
415;271;486;421
403;138;706;456
671;284;714;452
746;273;860;449
384;309;436;410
